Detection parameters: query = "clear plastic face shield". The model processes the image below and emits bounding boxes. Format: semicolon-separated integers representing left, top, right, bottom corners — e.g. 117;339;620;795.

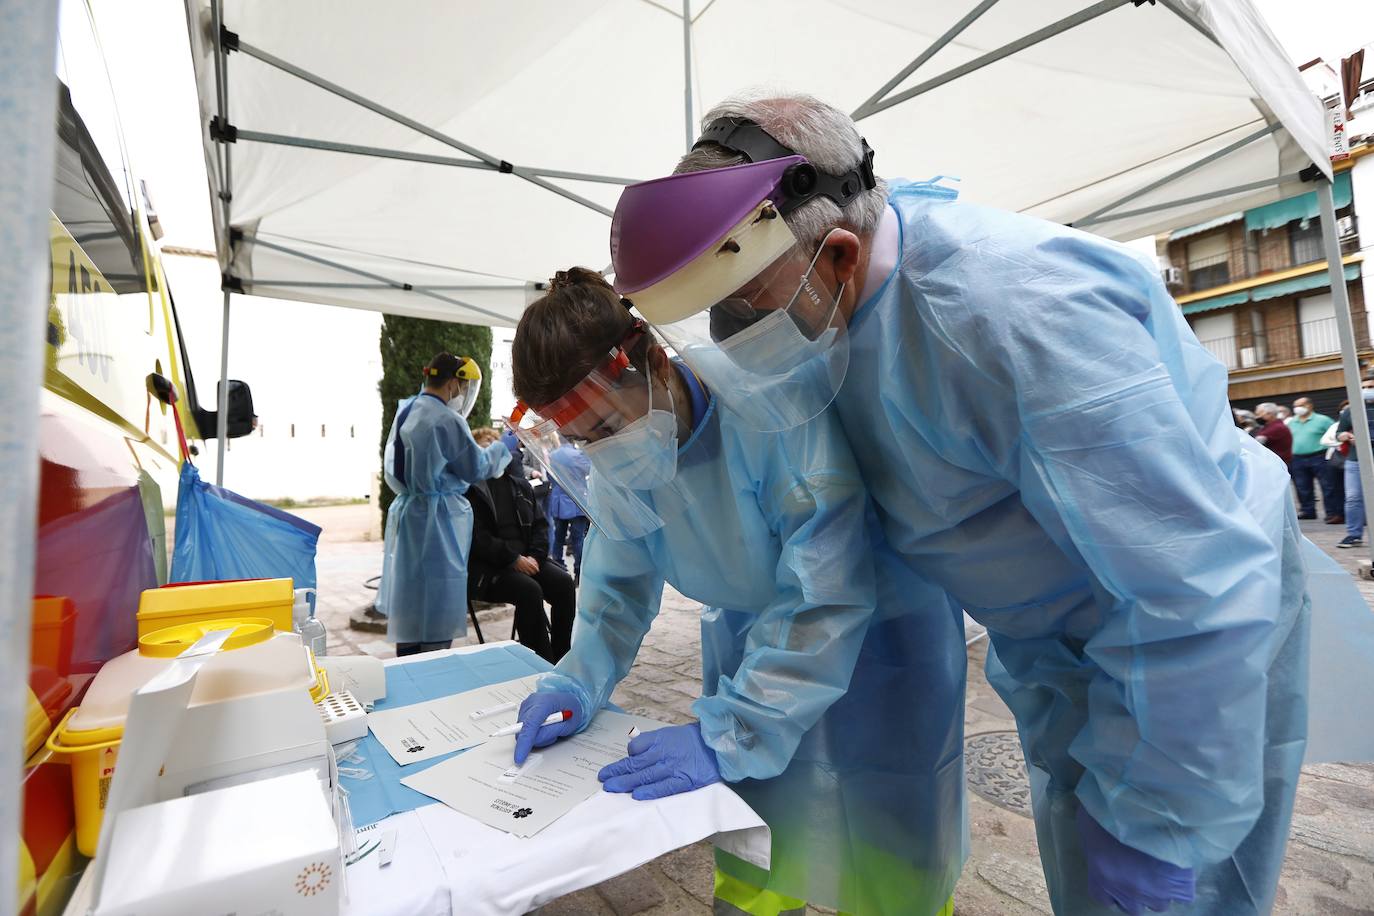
450;375;481;419
625;201;848;432
506;324;681;540
450;357;482;419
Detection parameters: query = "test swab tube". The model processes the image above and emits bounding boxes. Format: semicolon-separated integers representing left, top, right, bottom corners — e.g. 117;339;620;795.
469;700;519;720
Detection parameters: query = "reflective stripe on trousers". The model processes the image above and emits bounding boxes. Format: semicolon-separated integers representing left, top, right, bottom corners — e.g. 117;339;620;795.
713;869;955;916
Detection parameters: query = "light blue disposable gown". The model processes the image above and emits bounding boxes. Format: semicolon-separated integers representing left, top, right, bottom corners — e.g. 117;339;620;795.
377;392;510;644
833;179;1311;914
538;386;967;914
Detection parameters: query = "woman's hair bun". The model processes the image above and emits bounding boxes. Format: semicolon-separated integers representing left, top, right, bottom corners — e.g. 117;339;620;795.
549;266;612;292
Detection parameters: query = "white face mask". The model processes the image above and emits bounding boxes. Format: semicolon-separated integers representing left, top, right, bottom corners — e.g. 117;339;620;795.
1294;406;1310;417
582;409;678;490
717;298;841;378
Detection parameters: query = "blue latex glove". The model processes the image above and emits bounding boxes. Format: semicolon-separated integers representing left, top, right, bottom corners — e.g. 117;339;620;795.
500;430;521;457
513;691;584;764
1077;806;1195;914
597;722;722;800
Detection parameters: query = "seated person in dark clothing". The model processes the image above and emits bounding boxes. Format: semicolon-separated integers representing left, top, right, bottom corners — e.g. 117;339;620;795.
468;428;574;662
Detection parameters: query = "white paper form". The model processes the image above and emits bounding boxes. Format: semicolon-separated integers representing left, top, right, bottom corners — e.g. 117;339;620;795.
367;675;542;765
400;710;662;838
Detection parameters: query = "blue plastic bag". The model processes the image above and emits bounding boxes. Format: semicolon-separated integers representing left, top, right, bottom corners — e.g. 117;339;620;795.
170;462;321;589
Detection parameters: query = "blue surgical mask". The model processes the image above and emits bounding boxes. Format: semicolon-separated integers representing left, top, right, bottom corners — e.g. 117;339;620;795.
582;409;678;490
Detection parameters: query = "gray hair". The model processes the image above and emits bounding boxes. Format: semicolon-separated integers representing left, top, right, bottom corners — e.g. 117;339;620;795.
674;91;888;247
1255;402;1280;417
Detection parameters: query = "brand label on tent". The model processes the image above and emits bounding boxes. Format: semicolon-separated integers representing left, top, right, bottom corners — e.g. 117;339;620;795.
1329;106;1350;162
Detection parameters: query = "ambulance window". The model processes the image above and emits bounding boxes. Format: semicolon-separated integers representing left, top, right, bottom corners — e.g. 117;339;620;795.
52;0;146;294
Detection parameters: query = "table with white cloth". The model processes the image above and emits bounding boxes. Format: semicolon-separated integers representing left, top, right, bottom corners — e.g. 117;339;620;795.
341;642;771;916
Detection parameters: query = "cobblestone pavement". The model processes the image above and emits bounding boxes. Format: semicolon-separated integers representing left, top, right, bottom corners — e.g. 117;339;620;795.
312;506;1374;915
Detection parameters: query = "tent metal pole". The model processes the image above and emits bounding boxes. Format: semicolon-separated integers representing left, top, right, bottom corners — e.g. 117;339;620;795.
1074;123;1279;225
233;129;638;185
245;235;512;325
1155;0;1220;45
852;0;1002;119
1318;178;1374;571
212;0;235;485
855;0;1131;121
518;166;635;186
215;289;231;485
0;2;59;909
235;130;490;170
236;40;612;217
683;0;694;152
251;281;529;291
1071;174;1301;228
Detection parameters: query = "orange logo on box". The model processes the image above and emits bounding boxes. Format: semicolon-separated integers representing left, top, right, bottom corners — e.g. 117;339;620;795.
295;861;332;897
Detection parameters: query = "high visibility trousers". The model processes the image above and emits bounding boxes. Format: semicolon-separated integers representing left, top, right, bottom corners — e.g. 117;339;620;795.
712;868;955;916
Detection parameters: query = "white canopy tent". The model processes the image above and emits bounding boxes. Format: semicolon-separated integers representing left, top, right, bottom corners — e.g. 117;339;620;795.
183;0;1330;326
183;0;1370;525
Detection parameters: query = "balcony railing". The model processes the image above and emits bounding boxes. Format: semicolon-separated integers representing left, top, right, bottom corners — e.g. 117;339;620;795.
1171;219;1360;295
1185;252;1232;292
1196;317;1350;371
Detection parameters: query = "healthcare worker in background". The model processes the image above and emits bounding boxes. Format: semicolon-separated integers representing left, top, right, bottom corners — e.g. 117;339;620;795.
378;352;510;656
610;92;1318;916
505;268;966;916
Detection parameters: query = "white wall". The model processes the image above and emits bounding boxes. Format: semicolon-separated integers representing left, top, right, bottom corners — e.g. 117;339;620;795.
165;256;383;502
489;326;516;427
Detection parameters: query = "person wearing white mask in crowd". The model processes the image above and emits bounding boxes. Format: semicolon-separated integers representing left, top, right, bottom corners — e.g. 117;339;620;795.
1289;397;1339;523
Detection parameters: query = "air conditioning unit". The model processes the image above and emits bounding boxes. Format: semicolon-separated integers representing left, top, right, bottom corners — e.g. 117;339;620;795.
1240;346;1259;368
1161;266;1184;288
1337;215;1356;239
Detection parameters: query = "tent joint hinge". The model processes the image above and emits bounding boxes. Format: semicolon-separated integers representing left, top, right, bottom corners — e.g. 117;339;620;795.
1131;0;1156;6
402;283;414;291
219;25;240;53
210;115;238;144
228;226;245;244
1298;163;1324;183
221;274;245;294
218;190;233;202
498;160;515;174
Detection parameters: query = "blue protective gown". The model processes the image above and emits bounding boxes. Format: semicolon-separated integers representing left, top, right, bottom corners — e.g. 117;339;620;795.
539;392;967;914
377;392;511;644
833;179;1310;914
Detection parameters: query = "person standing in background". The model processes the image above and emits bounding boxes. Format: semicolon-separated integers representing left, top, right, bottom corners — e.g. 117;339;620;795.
378;353;510;656
1252;403;1293;466
1320;400;1348;523
1289;397;1338;522
1335;383;1374;548
547;439;591;584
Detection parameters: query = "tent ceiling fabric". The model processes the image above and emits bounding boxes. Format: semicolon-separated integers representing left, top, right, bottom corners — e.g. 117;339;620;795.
184;0;1328;327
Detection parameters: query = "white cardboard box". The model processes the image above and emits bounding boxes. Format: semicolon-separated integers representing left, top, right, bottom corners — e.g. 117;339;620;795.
95;770;341;915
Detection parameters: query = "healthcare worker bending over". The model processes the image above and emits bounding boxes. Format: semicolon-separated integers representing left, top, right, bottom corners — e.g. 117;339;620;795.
507;268;966;916
611;93;1313;916
378;352;510;656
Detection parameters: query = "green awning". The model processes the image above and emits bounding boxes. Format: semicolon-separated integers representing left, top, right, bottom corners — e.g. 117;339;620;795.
1244;171;1352;232
1181;291;1251;314
1250;262;1361;302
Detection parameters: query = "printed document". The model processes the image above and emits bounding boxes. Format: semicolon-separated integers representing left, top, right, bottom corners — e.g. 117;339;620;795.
367;675;542;765
400;710;663;838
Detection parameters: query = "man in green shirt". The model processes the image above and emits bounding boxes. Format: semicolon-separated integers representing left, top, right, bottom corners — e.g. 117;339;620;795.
1289;396;1340;522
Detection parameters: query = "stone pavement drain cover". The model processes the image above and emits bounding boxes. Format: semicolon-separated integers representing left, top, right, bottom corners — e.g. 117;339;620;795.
965;731;1032;818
